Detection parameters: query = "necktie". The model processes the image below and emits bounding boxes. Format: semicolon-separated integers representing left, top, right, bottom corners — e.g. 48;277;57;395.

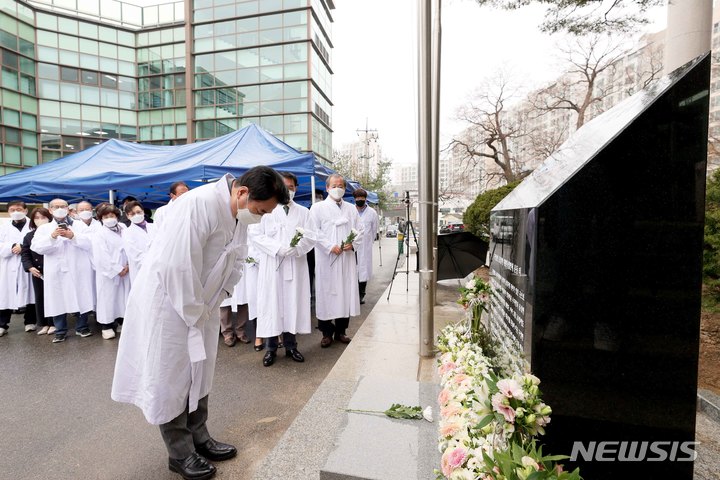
284;205;289;215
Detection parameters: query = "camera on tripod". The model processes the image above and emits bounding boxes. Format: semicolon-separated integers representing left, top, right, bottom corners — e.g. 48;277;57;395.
402;190;410;206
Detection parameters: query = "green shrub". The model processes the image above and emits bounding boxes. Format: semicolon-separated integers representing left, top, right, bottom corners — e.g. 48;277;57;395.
463;181;521;237
704;169;720;298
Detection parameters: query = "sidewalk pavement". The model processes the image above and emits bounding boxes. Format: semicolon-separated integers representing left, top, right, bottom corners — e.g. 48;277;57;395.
253;250;465;480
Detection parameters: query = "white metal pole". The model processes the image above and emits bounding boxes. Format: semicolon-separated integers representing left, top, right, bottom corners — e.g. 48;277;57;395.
418;0;434;357
431;0;442;305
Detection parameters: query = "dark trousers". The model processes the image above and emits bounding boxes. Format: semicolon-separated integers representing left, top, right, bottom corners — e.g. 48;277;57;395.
31;275;53;327
53;312;89;336
0;305;36;329
359;281;367;300
267;332;297;351
318;317;349;338
159;395;212;459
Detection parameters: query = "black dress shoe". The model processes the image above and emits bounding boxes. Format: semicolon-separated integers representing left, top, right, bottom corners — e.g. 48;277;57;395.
254;343;265;352
285;348;305;362
168;452;216;480
195;438;237;462
263;350;276;367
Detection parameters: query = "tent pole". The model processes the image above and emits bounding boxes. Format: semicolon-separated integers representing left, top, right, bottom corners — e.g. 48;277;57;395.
311;175;316;205
109;190;116;205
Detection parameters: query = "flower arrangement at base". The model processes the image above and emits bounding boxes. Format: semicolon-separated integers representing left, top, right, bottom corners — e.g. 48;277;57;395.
435;321;581;479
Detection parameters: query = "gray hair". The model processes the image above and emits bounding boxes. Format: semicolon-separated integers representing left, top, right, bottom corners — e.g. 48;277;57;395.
325;173;345;188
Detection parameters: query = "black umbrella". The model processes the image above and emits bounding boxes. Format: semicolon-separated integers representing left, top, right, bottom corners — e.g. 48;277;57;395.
436;232;489;281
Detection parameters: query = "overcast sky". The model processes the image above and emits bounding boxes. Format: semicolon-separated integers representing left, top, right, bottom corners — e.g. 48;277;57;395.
331;0;668;165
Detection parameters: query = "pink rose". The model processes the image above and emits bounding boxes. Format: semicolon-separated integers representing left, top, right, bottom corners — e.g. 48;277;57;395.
440;421;462;437
438;388;451;406
441;404;461;418
439;361;457;375
453;373;470;386
448;447;467;468
491;392;516;423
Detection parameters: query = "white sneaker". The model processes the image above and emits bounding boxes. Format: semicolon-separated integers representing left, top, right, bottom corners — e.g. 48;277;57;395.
47;326;57;335
0;327;6;337
37;326;49;335
102;329;116;340
25;324;37;332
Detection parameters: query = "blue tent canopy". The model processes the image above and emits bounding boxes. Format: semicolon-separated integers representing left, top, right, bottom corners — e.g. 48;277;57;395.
0;124;376;208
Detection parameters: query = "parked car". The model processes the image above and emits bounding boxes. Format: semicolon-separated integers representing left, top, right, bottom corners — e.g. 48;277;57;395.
385;225;398;237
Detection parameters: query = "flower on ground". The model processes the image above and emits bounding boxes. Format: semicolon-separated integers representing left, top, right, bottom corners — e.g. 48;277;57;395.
423;406;434;422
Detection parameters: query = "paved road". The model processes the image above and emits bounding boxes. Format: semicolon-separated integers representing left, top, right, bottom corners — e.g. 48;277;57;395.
0;237;403;480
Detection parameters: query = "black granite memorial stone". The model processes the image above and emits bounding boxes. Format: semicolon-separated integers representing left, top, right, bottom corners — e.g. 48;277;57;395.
488;54;710;478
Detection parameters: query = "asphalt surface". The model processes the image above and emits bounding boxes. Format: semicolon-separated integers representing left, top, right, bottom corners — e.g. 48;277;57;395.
0;237;402;480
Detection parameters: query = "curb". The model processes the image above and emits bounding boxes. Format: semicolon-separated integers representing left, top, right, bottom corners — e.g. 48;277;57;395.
698;388;720;424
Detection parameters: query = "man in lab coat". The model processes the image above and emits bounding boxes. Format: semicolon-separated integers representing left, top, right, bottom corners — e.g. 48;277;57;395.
111;167;288;480
0;200;35;336
31;198;95;342
255;172;316;366
153;181;190;230
310;174;362;348
352;188;378;305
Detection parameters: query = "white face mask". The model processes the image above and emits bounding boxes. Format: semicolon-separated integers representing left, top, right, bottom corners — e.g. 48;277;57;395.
235;191;262;225
130;213;145;224
34;218;49;227
52;208;68;219
103;218;118;228
328;187;345;200
10;211;25;221
78;210;93;220
237;208;262;225
288;190;296;201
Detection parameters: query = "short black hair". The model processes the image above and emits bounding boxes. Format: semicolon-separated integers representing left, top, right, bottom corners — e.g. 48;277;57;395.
352;188;368;198
233;166;289;204
280;171;298;187
121;196;137;204
170;181;189;195
124;200;144;215
7;200;26;210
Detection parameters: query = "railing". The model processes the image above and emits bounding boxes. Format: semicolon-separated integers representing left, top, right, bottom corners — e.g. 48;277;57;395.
25;0;184;29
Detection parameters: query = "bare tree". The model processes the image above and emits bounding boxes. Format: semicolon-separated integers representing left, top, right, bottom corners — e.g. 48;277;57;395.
532;34;663;130
448;75;532;192
476;0;663;35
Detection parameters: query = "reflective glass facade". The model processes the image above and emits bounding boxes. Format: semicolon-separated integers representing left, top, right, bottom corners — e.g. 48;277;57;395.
0;0;334;172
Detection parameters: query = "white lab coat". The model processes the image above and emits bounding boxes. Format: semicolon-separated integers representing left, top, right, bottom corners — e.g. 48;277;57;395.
91;225;131;324
111;175;246;425
220;264;246;312
310;197;362;320
123;222;156;284
31;219;95;317
245;224;261;320
255;202;316;337
0;219;34;309
356;206;379;283
152;199;175;231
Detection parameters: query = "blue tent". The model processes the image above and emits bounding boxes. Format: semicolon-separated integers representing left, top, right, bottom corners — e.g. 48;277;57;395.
0;124;376;208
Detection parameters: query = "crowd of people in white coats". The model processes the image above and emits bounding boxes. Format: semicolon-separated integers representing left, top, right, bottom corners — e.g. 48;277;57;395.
0;172;379;367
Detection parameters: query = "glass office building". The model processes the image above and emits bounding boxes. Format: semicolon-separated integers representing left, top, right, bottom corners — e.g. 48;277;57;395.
0;0;334;175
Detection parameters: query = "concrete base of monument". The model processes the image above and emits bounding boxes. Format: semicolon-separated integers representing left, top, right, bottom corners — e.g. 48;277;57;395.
320;377;439;480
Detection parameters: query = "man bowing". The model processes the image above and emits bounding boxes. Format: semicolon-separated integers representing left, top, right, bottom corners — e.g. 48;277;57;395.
111;167;288;480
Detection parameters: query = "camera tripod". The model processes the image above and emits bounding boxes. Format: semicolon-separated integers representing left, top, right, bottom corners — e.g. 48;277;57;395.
387;192;419;300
